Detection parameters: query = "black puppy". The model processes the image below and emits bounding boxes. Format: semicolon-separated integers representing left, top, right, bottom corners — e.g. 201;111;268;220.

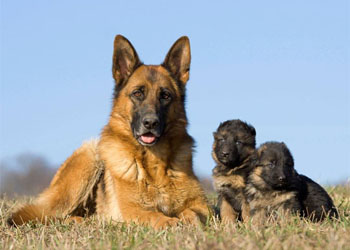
297;174;338;221
246;142;338;223
212;119;256;223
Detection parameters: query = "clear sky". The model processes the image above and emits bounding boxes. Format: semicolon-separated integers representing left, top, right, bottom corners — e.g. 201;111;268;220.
1;0;349;184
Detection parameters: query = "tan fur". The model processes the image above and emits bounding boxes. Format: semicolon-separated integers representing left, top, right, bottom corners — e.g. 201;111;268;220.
212;159;253;223
220;198;238;223
246;166;297;224
8;36;209;229
9;140;103;226
97;123;209;228
241;200;250;222
213;174;245;191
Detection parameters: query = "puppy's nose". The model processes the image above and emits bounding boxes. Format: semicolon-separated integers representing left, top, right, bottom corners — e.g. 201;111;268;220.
221;151;229;158
143;115;159;130
278;176;286;182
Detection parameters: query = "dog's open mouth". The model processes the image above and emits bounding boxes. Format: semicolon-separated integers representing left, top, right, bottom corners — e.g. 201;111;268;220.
138;132;158;146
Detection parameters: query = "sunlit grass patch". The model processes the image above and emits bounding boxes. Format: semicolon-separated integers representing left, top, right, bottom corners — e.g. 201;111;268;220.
1;185;349;250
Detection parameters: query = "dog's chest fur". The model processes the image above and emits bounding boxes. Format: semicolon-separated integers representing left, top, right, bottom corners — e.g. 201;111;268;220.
245;182;297;215
212;165;249;213
138;176;183;216
99;136;198;219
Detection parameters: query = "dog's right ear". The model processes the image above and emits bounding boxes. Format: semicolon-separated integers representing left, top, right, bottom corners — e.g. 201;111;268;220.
253;146;267;165
112;35;142;86
249;150;259;167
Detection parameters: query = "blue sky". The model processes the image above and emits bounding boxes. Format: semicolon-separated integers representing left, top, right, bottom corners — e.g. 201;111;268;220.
1;0;349;184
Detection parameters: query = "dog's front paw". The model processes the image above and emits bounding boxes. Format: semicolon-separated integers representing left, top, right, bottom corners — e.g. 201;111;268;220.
152;216;179;230
178;209;201;226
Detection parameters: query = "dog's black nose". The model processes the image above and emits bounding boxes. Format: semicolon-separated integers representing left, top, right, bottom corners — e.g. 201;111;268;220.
221;151;229;158
279;176;286;182
143;116;159;130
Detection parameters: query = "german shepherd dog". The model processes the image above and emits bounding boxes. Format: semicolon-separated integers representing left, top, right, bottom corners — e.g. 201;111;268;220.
212;120;256;223
297;174;338;221
8;35;210;229
246;142;338;223
245;142;303;224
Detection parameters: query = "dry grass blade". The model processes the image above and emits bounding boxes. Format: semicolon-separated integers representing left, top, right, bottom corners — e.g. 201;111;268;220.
0;185;349;250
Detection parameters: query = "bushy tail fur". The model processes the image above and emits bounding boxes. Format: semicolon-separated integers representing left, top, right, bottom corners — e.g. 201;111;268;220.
8;139;103;226
8;204;51;226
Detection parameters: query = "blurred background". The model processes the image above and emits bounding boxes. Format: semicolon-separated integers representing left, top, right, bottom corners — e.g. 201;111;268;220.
1;0;349;197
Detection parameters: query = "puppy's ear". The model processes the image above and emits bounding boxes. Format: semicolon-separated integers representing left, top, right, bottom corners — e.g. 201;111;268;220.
252;145;267;166
112;35;142;86
258;144;267;156
248;124;256;136
280;142;295;166
250;150;259;167
163;36;191;84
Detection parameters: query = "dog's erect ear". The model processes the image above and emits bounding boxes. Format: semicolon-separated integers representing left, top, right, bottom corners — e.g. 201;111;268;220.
250;150;259;167
112;35;141;86
256;145;267;159
163;36;191;84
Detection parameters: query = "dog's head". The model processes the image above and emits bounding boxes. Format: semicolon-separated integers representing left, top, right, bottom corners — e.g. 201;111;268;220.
110;35;190;146
251;142;296;190
212;119;256;168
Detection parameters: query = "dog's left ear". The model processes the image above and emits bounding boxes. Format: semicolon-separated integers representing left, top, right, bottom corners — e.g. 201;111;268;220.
163;36;191;84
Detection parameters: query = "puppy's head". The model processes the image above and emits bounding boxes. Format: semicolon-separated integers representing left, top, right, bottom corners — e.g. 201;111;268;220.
212;119;256;168
251;142;296;190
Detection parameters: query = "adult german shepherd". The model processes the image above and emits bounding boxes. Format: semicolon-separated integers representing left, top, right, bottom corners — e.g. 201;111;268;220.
8;35;210;229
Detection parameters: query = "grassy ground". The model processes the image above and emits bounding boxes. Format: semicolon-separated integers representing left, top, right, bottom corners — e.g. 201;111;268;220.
1;185;349;250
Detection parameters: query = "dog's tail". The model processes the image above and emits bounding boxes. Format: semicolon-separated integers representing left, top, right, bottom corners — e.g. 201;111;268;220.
7;139;104;226
7;203;54;226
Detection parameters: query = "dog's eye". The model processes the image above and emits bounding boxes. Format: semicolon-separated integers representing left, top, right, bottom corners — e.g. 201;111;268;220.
236;141;242;145
266;163;275;168
132;90;143;98
160;91;171;100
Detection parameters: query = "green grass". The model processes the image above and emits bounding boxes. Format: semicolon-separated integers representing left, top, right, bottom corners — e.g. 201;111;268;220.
1;185;349;250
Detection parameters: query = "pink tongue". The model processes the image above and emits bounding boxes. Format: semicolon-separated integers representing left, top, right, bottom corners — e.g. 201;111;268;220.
141;134;156;144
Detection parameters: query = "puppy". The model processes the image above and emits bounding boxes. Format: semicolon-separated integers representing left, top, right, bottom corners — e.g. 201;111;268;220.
297;174;338;221
246;142;338;223
245;142;303;224
212;119;256;223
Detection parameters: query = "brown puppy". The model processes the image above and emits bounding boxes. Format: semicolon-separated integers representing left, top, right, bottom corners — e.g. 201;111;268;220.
212;119;256;223
8;35;210;229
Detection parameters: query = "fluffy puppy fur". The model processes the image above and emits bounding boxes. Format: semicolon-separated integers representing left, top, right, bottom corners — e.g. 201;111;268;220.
212;119;256;223
296;174;338;221
246;142;338;224
245;142;303;224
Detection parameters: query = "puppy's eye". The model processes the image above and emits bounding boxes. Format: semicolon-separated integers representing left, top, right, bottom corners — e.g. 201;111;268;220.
132;90;143;98
236;141;242;145
160;91;171;100
266;163;275;168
